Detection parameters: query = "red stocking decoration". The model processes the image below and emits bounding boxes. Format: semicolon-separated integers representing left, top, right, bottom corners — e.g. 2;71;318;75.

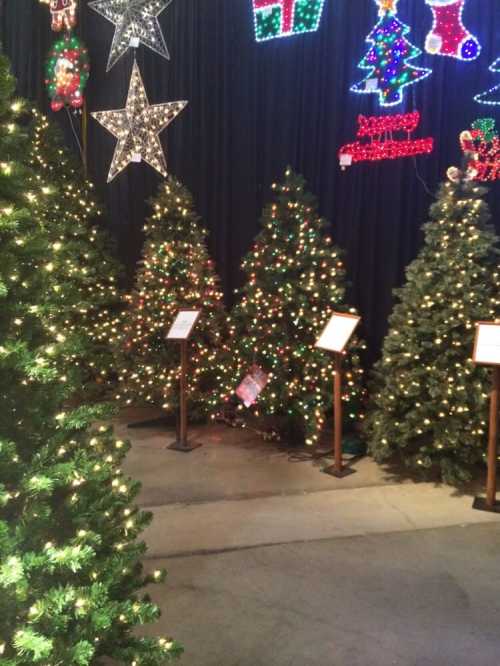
424;0;480;61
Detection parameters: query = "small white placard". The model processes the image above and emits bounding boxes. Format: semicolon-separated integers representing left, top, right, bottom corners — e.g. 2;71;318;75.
130;36;140;48
316;312;361;353
365;78;379;92
473;322;500;366
167;310;201;340
339;153;353;167
131;153;142;163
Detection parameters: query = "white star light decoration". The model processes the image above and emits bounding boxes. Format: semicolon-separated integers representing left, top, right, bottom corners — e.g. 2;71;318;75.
89;0;173;71
92;61;187;182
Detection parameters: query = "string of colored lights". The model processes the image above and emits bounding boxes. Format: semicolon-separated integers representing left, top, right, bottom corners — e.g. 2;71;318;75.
40;0;78;32
351;0;432;107
424;0;480;61
45;34;90;112
252;0;326;41
460;118;500;182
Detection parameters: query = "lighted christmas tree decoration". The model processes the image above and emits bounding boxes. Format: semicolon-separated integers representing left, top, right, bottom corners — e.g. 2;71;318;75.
89;0;173;71
92;60;187;182
225;169;365;446
45;34;90;112
424;0;480;61
474;57;500;106
339;111;434;167
40;0;78;32
252;0;326;42
351;0;432;107
459;118;500;182
366;176;500;484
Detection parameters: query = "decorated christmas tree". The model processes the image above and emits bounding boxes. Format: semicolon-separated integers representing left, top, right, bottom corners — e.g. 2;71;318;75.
29;109;124;399
366;176;500;484
227;168;365;446
115;177;227;417
0;54;182;664
475;56;500;106
351;0;432;107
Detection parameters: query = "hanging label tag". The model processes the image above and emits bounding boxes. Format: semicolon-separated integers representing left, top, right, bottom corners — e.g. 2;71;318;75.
365;78;379;92
236;365;269;408
339;154;353;167
131;153;142;163
130;36;140;48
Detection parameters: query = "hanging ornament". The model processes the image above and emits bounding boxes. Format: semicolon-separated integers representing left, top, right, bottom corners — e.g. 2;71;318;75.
351;0;432;107
92;60;187;182
252;0;326;42
88;0;172;71
459;118;500;182
474;57;500;106
45;34;90;112
50;0;78;31
338;112;434;167
424;0;480;61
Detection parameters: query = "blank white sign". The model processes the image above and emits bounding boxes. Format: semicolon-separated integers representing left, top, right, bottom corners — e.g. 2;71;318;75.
316;312;360;353
474;322;500;366
167;310;200;340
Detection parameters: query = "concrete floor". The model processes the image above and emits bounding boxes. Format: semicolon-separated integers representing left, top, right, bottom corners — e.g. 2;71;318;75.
116;408;500;666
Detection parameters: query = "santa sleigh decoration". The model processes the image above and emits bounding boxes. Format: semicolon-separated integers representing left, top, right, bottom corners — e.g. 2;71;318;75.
339;112;434;168
460;118;500;182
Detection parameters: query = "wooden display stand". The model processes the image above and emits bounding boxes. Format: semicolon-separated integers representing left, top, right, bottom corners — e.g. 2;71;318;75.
166;309;203;453
316;311;361;478
472;322;500;512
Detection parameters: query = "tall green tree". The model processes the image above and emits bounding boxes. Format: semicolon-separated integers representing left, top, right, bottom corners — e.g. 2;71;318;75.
0;54;181;665
366;176;500;484
115;177;227;418
227;168;365;446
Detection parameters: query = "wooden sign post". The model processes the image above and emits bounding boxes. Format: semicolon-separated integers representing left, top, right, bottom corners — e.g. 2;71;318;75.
472;321;500;512
316;311;361;478
166;309;202;453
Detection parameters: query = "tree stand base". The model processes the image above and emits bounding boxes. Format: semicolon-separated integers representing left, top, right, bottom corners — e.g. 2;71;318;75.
167;440;203;453
323;465;356;478
472;497;500;513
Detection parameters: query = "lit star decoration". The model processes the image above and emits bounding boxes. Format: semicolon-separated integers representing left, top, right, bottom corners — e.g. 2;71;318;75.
252;0;326;41
339;112;434;167
460;118;500;182
89;0;172;71
424;0;480;61
474;57;500;106
92;61;187;182
351;0;432;107
45;34;90;112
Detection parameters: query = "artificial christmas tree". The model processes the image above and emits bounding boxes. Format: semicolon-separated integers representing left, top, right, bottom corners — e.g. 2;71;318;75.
28;109;124;400
0;54;181;665
351;0;432;107
115;177;227;418
366;175;500;484
227;169;365;446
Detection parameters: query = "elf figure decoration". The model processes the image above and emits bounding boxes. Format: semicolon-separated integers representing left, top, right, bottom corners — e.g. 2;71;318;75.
351;0;432;107
252;0;326;41
45;34;89;112
424;0;480;61
459;118;500;182
49;0;78;31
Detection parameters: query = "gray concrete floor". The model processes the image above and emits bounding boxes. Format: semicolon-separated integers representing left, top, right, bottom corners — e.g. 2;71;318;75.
115;409;500;665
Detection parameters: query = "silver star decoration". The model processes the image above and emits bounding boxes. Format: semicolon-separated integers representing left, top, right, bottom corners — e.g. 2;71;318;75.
89;0;173;71
92;61;187;182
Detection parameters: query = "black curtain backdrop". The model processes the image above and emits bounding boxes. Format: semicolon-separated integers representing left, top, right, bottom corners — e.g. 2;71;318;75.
1;0;499;358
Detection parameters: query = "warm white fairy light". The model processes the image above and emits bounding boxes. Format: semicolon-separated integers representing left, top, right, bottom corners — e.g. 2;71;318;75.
92;61;187;182
88;0;173;71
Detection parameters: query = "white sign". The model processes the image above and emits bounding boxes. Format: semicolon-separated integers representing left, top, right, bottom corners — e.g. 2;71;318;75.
316;312;360;353
129;36;140;48
473;322;500;366
167;310;201;340
339;153;353;167
365;78;379;92
131;153;142;163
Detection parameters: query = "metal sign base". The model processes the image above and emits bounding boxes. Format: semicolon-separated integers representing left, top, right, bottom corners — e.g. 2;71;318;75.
323;465;356;478
472;496;500;513
167;440;203;453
